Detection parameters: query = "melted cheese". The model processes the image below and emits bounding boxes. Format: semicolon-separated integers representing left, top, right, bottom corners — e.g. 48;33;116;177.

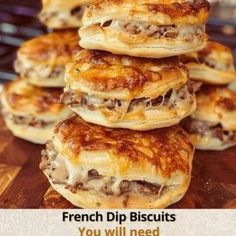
111;178;123;195
49;153;164;197
86;177;109;192
106;19;204;43
178;24;205;42
64;158;88;185
72;84;193;122
51;155;68;182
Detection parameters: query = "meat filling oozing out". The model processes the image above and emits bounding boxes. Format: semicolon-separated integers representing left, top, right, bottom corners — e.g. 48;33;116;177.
14;59;65;80
100;20;205;42
181;55;234;72
3;110;53;128
61;83;196;118
182;118;236;143
40;141;166;197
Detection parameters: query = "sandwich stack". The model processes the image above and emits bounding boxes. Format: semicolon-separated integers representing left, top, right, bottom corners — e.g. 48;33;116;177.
40;0;211;208
0;1;91;144
181;41;236;150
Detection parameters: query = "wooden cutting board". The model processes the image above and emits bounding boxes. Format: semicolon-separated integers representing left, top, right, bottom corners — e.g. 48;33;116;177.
0;115;235;209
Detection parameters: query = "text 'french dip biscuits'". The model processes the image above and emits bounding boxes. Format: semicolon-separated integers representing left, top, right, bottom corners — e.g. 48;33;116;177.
1;77;72;144
182;86;236;150
79;0;210;58
14;31;81;88
62;50;197;130
40;116;194;209
39;0;92;29
180;41;236;84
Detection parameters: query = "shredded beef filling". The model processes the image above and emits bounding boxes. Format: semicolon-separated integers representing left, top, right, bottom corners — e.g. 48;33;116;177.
182;118;236;142
101;20;204;42
61;84;194;115
5;112;53;128
40;142;164;197
120;22;178;38
14;59;64;79
203;58;234;71
181;55;233;72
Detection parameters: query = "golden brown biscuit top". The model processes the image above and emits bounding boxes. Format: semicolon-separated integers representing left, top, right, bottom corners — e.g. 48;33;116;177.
18;31;81;65
55;116;193;176
67;50;187;93
3;77;65;114
197;86;236;113
144;0;209;17
85;0;210;24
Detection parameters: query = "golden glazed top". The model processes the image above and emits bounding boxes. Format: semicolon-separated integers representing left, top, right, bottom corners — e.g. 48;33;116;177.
66;50;188;99
83;0;210;25
54;116;194;177
196;86;236;113
2;77;65;114
18;31;81;65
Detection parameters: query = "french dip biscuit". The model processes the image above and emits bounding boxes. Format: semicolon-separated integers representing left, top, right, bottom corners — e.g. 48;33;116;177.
40;116;194;208
182;86;236;150
15;31;81;87
181;41;236;84
79;0;210;58
1;77;72;144
39;0;92;29
62;50;197;130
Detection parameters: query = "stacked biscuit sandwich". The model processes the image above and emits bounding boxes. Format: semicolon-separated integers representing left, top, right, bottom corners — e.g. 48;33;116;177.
181;41;236;150
1;0;91;144
40;0;210;208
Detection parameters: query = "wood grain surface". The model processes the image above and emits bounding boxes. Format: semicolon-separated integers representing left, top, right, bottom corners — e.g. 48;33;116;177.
0;115;235;209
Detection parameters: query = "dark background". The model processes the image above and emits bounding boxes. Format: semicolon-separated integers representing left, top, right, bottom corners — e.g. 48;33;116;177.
0;1;236;82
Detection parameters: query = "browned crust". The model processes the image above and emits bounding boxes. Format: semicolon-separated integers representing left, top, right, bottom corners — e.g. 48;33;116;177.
218;98;236;111
87;0;210;21
68;50;187;92
145;0;210;18
4;77;65;114
55;116;194;176
197;86;236;112
18;30;81;64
